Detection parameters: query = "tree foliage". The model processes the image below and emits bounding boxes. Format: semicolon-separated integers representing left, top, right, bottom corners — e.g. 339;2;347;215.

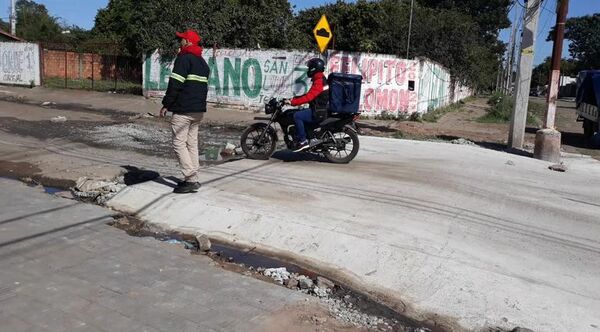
14;0;63;42
0;19;8;32
93;0;299;58
531;57;579;87
293;0;508;90
549;13;600;70
11;0;513;89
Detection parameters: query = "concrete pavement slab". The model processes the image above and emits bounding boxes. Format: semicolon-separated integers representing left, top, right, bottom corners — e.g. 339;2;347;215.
108;136;600;331
0;178;331;332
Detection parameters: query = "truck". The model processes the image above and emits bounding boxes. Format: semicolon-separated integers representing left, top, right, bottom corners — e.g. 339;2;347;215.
576;70;600;139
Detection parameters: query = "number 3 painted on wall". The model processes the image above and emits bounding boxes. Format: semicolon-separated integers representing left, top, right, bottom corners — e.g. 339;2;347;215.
293;67;308;96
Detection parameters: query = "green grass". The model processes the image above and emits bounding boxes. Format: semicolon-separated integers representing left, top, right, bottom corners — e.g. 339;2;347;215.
392;131;404;139
421;103;463;123
478;92;541;126
43;77;142;95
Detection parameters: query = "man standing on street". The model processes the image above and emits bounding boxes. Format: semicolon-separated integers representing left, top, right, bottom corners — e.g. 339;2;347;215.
160;29;210;194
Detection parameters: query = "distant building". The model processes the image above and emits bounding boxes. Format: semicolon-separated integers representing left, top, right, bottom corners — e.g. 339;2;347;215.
0;29;23;42
559;75;577;99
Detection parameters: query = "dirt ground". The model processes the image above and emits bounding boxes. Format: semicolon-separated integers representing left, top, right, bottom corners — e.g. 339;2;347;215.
0;86;598;190
4;87;593;332
358;96;600;160
259;302;367;332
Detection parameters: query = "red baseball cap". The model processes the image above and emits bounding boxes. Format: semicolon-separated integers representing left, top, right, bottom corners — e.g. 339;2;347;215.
176;30;201;44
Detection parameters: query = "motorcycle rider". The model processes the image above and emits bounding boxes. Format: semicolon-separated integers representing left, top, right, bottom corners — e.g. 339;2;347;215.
286;58;328;152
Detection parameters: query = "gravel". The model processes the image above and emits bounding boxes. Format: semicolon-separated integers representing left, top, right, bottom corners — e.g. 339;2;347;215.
450;138;475;145
263;267;291;284
323;297;391;330
80;123;171;152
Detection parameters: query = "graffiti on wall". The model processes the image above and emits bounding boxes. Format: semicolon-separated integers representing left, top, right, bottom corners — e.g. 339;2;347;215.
143;48;471;115
417;60;451;114
0;42;41;86
328;51;419;114
144;49;319;106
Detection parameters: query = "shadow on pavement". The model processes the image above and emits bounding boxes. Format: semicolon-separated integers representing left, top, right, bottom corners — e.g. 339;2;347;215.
272;150;329;163
122;165;160;185
435;135;534;158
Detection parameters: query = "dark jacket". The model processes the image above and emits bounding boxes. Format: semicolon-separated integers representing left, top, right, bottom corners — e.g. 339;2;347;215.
162;45;210;113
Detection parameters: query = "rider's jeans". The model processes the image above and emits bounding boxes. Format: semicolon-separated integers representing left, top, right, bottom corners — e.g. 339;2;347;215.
293;109;314;142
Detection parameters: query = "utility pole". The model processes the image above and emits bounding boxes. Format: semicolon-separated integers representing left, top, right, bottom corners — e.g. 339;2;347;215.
10;0;17;35
406;0;414;59
544;0;569;129
504;7;520;94
508;0;542;150
496;60;503;92
533;0;569;162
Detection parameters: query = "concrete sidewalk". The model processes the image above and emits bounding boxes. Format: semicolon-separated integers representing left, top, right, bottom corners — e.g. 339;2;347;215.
0;178;347;332
108;136;600;332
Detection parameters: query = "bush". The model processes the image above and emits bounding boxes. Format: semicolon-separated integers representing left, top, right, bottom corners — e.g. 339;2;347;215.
479;92;542;125
422;103;462;123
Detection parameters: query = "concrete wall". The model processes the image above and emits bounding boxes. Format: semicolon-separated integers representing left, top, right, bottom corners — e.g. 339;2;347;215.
143;48;471;116
0;42;40;86
144;48;319;107
328;51;419;115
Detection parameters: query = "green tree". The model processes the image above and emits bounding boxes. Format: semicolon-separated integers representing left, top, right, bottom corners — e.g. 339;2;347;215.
531;57;579;87
0;19;8;32
417;0;512;38
15;0;63;42
294;0;508;90
93;0;301;58
548;14;600;70
93;0;158;56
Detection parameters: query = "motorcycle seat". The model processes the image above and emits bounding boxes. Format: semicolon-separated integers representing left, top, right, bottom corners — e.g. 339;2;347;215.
319;117;341;126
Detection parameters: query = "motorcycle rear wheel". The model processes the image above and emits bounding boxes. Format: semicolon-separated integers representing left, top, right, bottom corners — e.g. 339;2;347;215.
324;127;360;164
240;125;277;160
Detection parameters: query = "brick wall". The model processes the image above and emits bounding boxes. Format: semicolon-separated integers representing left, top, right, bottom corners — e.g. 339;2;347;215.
42;49;142;82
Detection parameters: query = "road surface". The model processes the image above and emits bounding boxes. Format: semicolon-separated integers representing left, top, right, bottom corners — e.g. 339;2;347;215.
109;136;600;332
0;178;362;332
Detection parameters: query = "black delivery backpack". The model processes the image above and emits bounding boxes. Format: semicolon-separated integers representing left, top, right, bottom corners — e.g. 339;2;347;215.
328;73;363;114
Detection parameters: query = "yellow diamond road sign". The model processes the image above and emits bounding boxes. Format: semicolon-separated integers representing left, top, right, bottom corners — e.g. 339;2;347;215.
313;15;332;54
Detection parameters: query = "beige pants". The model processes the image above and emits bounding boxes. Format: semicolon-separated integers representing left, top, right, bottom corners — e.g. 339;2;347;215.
171;113;204;182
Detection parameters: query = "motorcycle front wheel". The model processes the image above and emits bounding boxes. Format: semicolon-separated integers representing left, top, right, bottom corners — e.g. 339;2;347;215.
240;124;277;160
323;126;360;164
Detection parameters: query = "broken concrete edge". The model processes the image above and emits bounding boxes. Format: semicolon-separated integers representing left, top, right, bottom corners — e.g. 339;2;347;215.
104;203;466;332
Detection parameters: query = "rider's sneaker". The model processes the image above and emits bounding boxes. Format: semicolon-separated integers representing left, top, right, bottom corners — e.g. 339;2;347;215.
293;140;310;152
309;139;323;147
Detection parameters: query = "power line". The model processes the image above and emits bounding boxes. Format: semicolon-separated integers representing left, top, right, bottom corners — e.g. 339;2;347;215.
537;0;556;40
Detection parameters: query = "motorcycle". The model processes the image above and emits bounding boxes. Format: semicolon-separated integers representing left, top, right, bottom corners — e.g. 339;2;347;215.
240;98;361;163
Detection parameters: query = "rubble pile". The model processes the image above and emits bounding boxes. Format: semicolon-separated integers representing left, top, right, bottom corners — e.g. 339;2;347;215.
71;177;125;205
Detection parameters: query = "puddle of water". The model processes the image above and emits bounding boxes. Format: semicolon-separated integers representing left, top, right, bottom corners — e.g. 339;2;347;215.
209;243;318;278
43;186;68;195
1;176;70;196
108;215;448;332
